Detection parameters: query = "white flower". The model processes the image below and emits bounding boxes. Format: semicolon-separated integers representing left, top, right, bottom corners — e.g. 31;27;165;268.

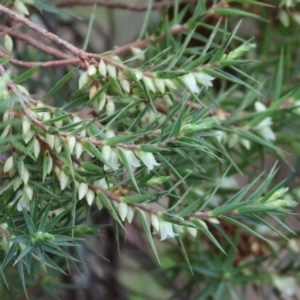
143;76;156;92
15;191;30;211
13;177;22;191
78;183;88;200
75;142;83;158
86;189;95;206
131;47;145;60
94;178;109;189
4;34;13;52
254;101;267;112
14;0;29;15
88;65;97;76
66;136;76;153
154;78;165;93
273;276;296;297
187;227;197;237
98;60;107;77
22;117;31;135
227;133;239;148
254;117;275;141
23;129;34;144
33;138;41;158
240;138;250;149
23;185;33;200
118;202;128;221
126;206;135;223
102;145;119;171
4;156;14;173
253;102;275;140
46;133;55;149
164;79;177;90
107;64;117;78
106;98;115;116
215;130;227;144
159;220;176;240
181;73;199;93
58;171;69;190
193;72;215;88
78;71;89;89
151;214;160;232
135;151;160;171
121;149;141;168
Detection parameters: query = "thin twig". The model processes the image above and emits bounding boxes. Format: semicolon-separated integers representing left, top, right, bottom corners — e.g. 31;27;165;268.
0;25;71;60
56;0;198;11
0;51;80;68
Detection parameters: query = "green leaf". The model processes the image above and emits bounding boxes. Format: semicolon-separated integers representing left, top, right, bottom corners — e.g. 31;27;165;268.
82;5;96;50
43;68;78;100
97;193;124;229
220;216;270;243
14;65;40;84
136;208;160;265
213;8;265;21
190;218;225;254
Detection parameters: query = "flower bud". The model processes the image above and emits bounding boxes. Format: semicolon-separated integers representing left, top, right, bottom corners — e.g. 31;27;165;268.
66;136;76;153
143;76;155;92
14;0;29;15
23;129;34;144
164;79;176;90
13;177;22;191
106;98;115;116
23;185;33;200
46;133;55;149
154;78;165;94
54;136;62;153
47;155;53;174
151;214;160;232
118;202;128;221
181;73;199;93
187;227;197;237
131;47;145;60
98;60;107;77
4;34;13;52
120;79;130;93
134;70;143;81
21;167;29;185
78;71;89;89
42;111;51;122
107;64;117;78
86;189;95;205
88;65;97;76
78;182;88;200
3;156;14;173
126;206;134;223
22;116;31;135
33;138;41;158
75;142;83;158
58;171;69;190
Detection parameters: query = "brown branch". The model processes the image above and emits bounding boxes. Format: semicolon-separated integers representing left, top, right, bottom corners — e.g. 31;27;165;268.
56;0;198;11
0;51;80;68
0;25;71;60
